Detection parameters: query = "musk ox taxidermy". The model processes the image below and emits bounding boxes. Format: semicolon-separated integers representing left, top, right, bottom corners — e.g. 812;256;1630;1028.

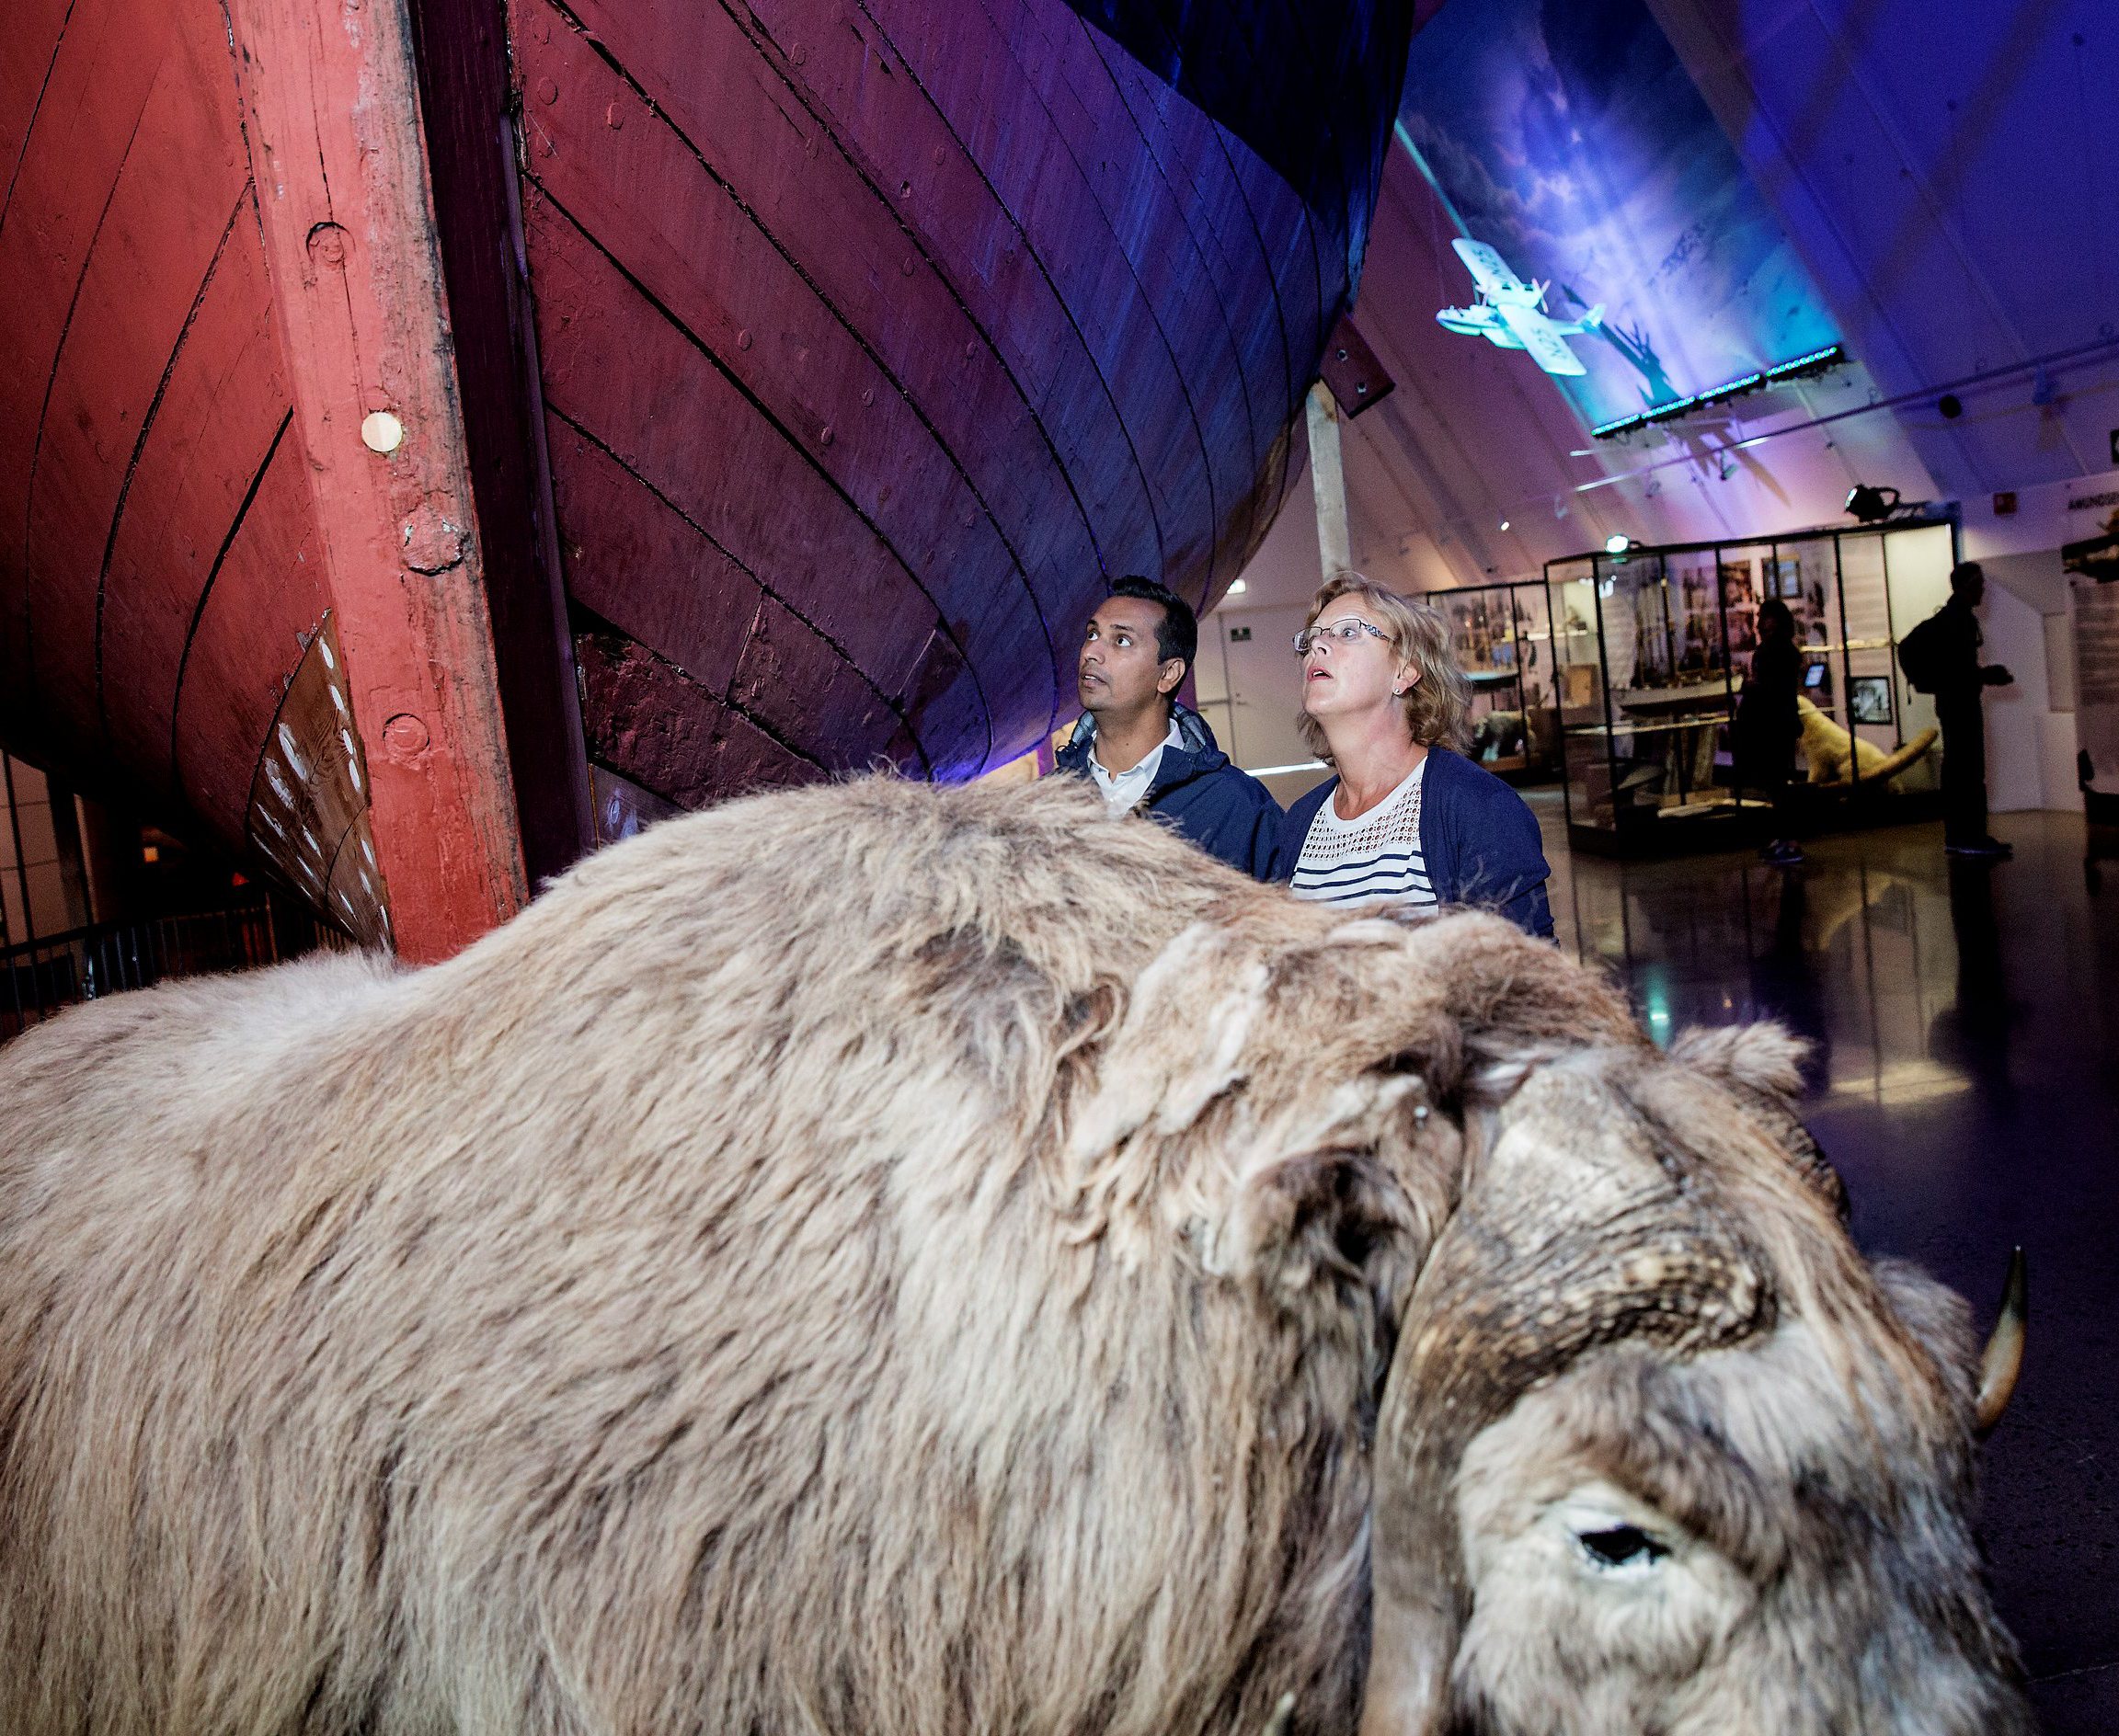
0;776;2031;1735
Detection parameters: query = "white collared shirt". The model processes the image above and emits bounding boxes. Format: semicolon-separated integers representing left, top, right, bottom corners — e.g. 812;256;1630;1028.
1087;715;1184;816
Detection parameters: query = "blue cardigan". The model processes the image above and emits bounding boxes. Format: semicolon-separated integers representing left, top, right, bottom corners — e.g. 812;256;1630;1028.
1273;747;1554;938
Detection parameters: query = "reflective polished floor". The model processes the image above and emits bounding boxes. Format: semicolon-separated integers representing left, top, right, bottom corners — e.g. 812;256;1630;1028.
1537;796;2119;1731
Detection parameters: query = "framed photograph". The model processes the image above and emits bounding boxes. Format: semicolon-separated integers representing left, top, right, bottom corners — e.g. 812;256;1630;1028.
1849;675;1894;725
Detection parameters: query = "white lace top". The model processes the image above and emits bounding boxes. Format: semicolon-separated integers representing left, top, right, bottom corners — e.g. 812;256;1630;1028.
1289;760;1437;909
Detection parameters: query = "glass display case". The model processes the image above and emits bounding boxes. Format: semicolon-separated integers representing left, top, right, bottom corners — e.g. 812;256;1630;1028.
1545;520;1955;851
1425;578;1561;782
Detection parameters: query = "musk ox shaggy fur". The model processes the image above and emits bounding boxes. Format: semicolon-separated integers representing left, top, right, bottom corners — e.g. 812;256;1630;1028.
0;776;2029;1735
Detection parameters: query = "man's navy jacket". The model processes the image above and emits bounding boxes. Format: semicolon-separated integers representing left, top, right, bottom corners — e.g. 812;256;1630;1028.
1054;704;1283;880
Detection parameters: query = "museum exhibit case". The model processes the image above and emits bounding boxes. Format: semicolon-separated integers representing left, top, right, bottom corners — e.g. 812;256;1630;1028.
1425;579;1562;782
1544;519;1955;851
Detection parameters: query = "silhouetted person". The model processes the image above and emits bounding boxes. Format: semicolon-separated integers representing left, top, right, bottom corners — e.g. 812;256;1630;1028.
1930;562;2014;859
1734;597;1803;866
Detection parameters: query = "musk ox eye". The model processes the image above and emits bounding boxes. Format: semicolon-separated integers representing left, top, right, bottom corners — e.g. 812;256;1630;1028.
1575;1525;1669;1571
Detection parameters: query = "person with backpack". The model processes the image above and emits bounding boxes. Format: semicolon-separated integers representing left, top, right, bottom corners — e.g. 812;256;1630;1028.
1897;561;2014;858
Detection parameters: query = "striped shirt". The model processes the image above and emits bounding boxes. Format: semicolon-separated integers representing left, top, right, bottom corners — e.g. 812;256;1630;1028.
1289;760;1437;909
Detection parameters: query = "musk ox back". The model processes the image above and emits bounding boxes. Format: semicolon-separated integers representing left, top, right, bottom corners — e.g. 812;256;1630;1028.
0;777;2029;1735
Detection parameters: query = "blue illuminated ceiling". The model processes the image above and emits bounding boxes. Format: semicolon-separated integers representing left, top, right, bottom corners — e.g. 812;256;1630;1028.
1398;0;1843;434
1246;0;2119;599
1652;0;2119;498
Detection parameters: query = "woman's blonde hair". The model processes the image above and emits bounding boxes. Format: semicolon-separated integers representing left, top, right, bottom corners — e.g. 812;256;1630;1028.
1296;574;1472;760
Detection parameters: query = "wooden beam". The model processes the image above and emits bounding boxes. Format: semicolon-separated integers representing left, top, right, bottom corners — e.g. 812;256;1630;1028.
1307;380;1354;580
224;0;529;959
404;0;594;889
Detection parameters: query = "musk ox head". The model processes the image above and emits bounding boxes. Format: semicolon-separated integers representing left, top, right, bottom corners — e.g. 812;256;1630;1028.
1360;1020;2033;1736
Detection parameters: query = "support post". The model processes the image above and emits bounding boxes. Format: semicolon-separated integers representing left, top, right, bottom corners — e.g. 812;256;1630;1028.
1306;379;1354;581
226;0;530;960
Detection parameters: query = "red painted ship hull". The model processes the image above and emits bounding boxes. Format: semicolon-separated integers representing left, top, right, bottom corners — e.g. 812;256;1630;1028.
2;0;1410;955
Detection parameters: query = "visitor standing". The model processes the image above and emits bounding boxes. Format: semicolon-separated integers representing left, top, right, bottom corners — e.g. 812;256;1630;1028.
1054;577;1282;878
1272;576;1552;936
1907;562;2015;859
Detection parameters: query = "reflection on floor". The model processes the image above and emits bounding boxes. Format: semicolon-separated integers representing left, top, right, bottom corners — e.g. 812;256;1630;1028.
1533;792;2119;1730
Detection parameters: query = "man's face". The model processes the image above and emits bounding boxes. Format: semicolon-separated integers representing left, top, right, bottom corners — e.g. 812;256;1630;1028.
1079;599;1180;718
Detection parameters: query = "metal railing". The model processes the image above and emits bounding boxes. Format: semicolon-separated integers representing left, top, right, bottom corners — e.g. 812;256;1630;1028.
2;898;349;1044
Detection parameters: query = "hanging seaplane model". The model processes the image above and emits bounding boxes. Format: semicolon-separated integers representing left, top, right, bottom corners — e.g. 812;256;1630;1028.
1437;238;1603;376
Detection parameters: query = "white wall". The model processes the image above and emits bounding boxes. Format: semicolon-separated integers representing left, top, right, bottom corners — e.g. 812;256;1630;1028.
1962;466;2119;565
1194;600;1314;776
1980;549;2089;811
1197;463;1330;785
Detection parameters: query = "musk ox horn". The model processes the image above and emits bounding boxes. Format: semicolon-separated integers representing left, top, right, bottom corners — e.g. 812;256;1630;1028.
1972;1246;2028;1437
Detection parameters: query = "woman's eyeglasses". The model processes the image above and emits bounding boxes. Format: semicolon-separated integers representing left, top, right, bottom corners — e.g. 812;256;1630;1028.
1293;619;1389;656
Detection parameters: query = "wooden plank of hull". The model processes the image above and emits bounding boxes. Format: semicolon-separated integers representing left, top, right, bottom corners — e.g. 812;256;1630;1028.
1095;63;1313;577
524;0;1105;746
523;191;992;776
19;6;252;767
0;0;388;951
574;629;824;805
531;0;1343;789
225;0;530;957
544;419;766;709
860;0;1219;593
0;0;75;232
98;204;292;817
989;0;1258;603
756;0;1166;593
1085;33;1298;439
1085;42;1313;572
515;0;1051;757
0;0;179;740
1205;121;1334;440
169;428;328;834
548;417;925;780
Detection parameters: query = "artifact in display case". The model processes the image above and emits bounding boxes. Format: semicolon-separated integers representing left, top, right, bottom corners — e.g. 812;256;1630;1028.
1423;579;1561;781
1544;519;1957;852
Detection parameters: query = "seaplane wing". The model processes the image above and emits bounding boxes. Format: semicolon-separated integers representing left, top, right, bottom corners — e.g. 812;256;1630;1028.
1496;302;1589;375
1452;237;1530;298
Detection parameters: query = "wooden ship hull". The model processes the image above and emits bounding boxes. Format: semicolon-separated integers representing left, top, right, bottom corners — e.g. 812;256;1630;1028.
1;0;1413;957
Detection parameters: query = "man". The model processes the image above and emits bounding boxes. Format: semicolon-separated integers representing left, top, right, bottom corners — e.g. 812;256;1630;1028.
1928;560;2015;858
1055;577;1281;878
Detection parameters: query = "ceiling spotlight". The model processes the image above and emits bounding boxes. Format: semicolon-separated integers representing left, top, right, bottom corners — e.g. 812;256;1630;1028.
1939;393;1964;419
1227;578;1247;595
1499;520;1511;531
1604;532;1632;556
1845;484;1901;523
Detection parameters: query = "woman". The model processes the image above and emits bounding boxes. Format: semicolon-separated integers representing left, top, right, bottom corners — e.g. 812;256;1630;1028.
1732;597;1803;866
1273;575;1553;937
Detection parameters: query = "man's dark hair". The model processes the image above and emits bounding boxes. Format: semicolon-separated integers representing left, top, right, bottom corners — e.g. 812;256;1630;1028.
1950;560;1984;597
1106;575;1197;685
1758;597;1794;638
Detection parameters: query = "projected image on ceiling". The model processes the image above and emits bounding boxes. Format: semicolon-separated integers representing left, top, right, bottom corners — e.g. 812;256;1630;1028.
1400;0;1841;432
